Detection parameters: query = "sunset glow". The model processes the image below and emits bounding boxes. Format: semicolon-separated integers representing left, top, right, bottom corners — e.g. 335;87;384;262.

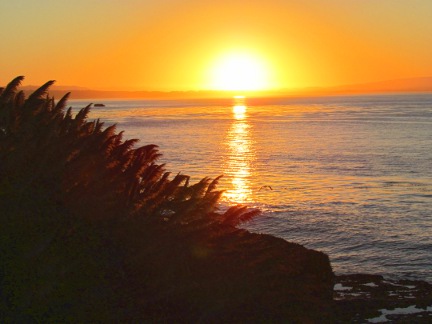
210;52;271;91
1;1;432;92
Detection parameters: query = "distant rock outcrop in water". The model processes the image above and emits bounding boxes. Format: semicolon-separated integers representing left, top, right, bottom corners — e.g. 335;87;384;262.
0;77;335;322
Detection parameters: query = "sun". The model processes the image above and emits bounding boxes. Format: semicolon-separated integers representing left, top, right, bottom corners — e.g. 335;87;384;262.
209;52;270;91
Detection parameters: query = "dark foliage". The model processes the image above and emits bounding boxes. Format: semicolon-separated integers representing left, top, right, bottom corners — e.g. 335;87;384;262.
0;77;260;321
0;76;258;225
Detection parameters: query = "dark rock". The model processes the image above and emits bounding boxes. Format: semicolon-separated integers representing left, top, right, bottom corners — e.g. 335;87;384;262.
333;274;432;323
115;222;335;322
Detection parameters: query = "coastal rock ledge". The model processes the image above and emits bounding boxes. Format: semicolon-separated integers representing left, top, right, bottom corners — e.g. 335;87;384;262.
333;273;432;323
1;217;335;322
114;223;336;322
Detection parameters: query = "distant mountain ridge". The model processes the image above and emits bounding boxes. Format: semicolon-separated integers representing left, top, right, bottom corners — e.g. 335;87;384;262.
21;76;432;99
325;76;432;94
21;85;91;91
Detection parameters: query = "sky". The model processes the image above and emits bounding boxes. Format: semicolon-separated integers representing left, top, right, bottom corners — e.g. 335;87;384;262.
1;0;432;91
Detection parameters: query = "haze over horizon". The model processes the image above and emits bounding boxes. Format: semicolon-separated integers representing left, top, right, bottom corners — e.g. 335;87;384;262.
1;1;432;92
16;76;431;100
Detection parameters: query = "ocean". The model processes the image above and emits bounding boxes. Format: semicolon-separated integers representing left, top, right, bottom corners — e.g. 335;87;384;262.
70;94;432;282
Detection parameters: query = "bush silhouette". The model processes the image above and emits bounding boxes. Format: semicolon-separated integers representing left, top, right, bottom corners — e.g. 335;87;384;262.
0;76;259;223
0;76;259;321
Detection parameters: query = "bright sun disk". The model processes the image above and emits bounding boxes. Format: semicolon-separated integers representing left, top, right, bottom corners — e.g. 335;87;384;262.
210;53;270;91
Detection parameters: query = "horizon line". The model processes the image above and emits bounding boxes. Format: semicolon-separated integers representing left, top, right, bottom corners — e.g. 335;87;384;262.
16;75;432;99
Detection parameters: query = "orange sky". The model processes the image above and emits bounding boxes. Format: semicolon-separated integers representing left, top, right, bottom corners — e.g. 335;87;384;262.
1;0;432;91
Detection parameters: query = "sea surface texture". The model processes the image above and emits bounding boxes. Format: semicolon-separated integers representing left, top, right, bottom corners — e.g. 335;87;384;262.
71;94;432;281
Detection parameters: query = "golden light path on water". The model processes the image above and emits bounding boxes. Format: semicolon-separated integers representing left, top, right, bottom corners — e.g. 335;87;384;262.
223;98;254;203
74;95;432;281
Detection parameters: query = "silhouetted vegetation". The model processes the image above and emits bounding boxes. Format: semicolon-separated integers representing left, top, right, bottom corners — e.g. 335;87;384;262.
0;76;265;321
0;76;258;226
0;77;340;323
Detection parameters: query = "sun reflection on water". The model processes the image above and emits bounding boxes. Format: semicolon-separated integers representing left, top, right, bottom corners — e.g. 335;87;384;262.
233;105;246;119
224;100;255;203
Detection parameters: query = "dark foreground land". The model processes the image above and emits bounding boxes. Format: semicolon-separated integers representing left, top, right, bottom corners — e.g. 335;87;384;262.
3;215;431;322
1;78;431;322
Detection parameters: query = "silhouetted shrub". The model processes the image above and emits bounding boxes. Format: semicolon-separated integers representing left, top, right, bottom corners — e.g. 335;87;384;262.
0;76;259;321
0;76;258;225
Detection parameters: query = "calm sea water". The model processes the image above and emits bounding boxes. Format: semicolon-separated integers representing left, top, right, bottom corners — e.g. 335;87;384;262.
71;94;432;281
